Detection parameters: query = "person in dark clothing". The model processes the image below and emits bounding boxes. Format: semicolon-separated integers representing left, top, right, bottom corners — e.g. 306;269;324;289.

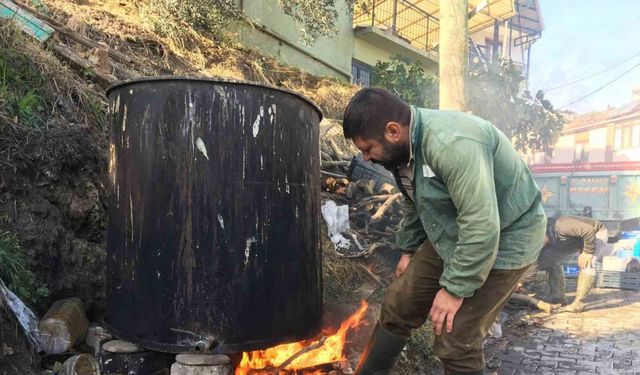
538;215;607;312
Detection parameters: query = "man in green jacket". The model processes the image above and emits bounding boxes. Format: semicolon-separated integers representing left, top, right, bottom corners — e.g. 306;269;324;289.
539;215;607;312
342;88;546;375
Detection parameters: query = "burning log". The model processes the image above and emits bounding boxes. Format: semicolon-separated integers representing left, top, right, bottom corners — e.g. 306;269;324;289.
275;337;327;372
246;361;339;374
236;302;368;375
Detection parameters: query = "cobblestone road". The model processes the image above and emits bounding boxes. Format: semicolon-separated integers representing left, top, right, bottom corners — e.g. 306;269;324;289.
494;283;640;375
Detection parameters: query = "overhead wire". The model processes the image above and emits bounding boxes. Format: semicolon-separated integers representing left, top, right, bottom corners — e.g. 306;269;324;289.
545;51;640;92
559;59;640;109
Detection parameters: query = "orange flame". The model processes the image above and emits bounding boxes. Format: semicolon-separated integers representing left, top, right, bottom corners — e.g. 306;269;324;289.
235;300;369;375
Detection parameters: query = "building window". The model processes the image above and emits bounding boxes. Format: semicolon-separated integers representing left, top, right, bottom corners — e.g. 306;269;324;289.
614;124;640;150
351;60;372;87
574;141;589;162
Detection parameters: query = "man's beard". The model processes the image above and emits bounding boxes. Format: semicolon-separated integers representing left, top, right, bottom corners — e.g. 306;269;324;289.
371;141;410;170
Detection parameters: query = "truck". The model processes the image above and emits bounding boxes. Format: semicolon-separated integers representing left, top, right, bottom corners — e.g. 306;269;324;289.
531;161;640;240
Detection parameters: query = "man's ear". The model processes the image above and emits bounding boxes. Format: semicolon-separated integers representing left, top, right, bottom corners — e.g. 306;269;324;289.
384;122;403;143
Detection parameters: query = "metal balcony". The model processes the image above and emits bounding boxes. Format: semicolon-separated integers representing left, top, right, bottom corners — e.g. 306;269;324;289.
354;0;440;52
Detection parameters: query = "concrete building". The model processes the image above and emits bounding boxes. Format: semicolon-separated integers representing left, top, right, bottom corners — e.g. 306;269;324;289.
235;0;544;84
529;91;640;167
528;91;640;226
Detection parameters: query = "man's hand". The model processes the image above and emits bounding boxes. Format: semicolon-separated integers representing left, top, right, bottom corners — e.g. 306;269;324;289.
578;253;595;270
395;253;413;277
429;288;463;336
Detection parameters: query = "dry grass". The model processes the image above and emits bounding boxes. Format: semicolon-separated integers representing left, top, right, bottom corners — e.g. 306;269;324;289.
300;79;359;121
0;21;106;130
321;227;370;303
36;0;358;120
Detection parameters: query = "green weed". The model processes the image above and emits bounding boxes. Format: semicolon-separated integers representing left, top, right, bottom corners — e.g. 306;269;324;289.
0;231;49;308
0;44;47;127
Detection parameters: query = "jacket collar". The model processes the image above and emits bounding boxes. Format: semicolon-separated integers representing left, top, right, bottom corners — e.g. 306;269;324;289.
408;105;418;167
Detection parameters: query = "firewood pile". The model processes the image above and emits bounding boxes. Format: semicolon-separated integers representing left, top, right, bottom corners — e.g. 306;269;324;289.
320;122;403;260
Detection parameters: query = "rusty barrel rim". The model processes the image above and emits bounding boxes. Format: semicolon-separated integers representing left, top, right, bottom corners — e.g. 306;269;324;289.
101;320;322;354
106;76;323;118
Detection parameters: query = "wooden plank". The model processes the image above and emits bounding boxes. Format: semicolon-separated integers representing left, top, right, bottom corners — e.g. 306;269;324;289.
14;0;133;64
52;43;117;87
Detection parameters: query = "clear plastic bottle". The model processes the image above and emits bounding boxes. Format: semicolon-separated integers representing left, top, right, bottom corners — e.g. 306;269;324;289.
38;297;89;354
59;354;100;375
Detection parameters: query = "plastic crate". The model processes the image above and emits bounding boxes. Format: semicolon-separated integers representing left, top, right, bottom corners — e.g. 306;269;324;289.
563;262;580;279
562;253;580;279
597;270;640;291
347;155;397;190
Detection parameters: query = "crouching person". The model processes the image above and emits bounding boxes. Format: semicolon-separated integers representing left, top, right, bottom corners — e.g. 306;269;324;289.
538;215;607;312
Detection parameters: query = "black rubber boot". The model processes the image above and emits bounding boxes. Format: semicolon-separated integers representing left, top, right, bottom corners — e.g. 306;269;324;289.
353;322;408;375
547;264;567;305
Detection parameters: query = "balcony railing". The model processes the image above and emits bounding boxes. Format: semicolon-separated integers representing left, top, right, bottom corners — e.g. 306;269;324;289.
354;0;440;52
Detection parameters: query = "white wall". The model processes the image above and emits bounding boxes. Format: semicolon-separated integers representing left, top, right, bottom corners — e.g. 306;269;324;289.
237;0;354;80
551;134;575;163
588;127;608;162
612;123;640;161
614;148;640;162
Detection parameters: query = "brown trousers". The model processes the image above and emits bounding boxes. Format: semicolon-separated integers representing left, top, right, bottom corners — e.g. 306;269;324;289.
380;241;529;372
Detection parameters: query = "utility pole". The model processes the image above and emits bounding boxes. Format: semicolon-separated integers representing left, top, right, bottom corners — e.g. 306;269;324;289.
492;20;501;65
438;0;469;111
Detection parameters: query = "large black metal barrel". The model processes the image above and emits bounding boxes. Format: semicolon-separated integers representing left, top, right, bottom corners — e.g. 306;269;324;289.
105;77;322;353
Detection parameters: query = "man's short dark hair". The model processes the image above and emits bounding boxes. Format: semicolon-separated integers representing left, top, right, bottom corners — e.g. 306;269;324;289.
342;87;411;140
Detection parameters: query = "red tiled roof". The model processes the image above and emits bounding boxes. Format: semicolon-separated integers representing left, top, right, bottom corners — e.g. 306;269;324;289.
563;100;640;132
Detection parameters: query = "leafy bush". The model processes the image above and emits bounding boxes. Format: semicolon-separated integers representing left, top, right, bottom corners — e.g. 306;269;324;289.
287;1;377;44
146;0;241;42
372;55;438;108
0;231;49;307
371;56;563;153
468;60;564;153
146;0;364;45
280;0;347;44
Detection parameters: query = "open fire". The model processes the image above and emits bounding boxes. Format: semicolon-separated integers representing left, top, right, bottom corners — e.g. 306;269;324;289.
235;301;369;375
